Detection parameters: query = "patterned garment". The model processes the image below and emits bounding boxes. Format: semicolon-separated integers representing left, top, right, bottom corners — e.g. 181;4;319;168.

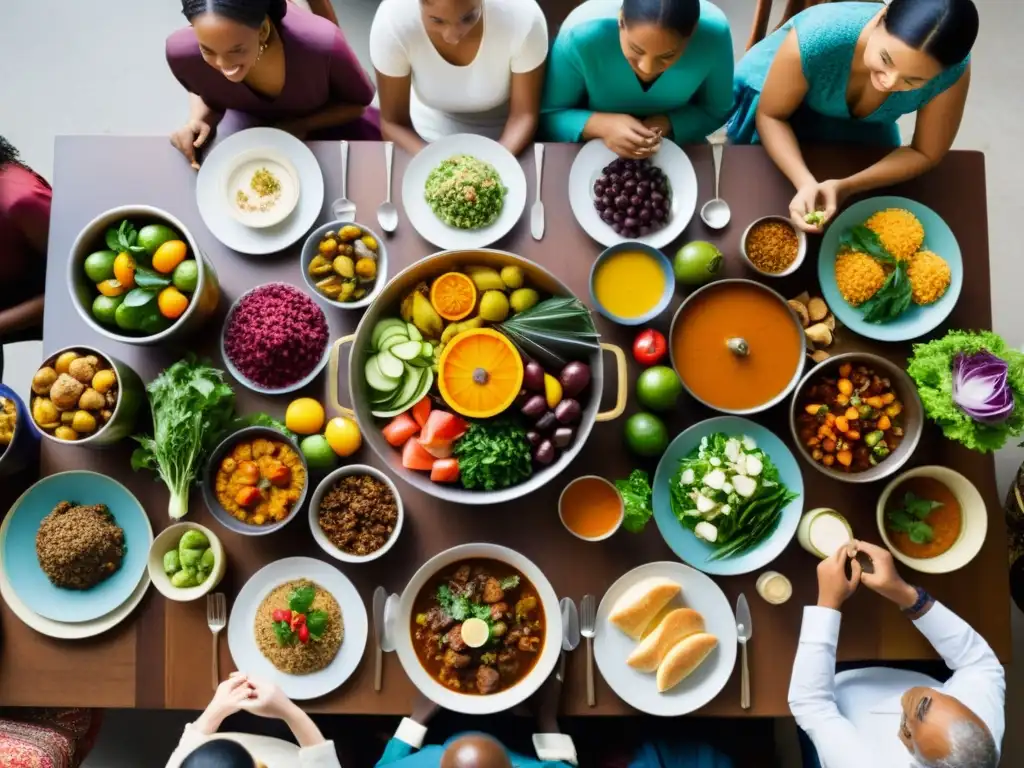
0;709;99;768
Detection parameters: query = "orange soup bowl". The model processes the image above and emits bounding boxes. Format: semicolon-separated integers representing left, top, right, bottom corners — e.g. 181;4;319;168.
558;475;624;542
668;279;806;415
875;466;987;574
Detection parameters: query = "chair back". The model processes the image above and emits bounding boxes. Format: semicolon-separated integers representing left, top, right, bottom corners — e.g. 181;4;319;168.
747;0;829;50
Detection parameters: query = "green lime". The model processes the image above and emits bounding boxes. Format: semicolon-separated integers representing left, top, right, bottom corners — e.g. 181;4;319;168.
137;224;180;256
172;260;199;293
114;301;145;331
624;412;669;457
673;241;724;286
300;434;337;470
84;250;117;283
91;294;124;326
139;310;173;336
636;366;683;411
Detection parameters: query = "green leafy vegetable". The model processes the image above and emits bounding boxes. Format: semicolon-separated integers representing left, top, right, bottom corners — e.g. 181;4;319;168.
616;469;653;533
908;330;1024;453
885;492;943;544
288;584;316;614
839;225;911;323
839;225;896;266
306;609;329;641
499;297;600;370
134;265;172;289
453;418;533;491
498;575;520;591
437;585;495;626
123;287;158;308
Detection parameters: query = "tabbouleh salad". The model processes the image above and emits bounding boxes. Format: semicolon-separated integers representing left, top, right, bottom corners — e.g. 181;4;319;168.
424;155;506;230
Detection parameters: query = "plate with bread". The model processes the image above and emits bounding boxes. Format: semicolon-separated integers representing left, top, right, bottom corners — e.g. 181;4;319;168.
594;561;737;716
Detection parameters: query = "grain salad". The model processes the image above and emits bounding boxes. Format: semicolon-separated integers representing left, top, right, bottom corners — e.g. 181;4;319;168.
424;155;506;230
745;220;799;274
36;502;125;589
255;579;343;675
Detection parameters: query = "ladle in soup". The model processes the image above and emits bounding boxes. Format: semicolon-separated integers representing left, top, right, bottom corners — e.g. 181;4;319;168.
727;337;750;357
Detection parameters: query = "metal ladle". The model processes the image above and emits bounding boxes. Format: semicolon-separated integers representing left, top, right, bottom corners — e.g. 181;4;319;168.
700;139;731;230
727;337;750;357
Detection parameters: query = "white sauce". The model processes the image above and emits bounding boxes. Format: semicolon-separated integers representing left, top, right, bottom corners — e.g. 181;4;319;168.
225;157;299;228
756;571;793;605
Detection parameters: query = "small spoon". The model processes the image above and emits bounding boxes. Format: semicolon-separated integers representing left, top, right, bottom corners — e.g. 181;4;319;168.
377;141;398;233
330;140;356;223
700;140;731;230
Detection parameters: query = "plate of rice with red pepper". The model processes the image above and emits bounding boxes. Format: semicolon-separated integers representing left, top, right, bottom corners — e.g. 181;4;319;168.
228;557;367;699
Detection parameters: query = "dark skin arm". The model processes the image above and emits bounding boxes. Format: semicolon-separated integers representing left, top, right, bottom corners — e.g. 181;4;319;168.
376;71;428;155
497;64;546;157
304;0;339;25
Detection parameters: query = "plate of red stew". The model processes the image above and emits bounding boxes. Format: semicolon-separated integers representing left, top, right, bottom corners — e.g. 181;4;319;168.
393;543;561;714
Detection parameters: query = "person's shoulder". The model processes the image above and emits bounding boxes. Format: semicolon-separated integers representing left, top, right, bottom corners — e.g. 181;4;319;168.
166;26;202;69
371;0;420;39
694;0;732;43
792;1;876;37
490;0;544;29
0;165;51;212
557;15;617;53
280;2;349;54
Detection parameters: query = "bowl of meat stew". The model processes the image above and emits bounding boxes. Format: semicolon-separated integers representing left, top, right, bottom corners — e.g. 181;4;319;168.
394;543;561;714
789;353;923;484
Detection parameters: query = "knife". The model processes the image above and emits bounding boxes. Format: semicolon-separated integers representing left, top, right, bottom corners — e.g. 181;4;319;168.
558;597;580;681
735;593;752;710
373;586;387;692
530;143;545;240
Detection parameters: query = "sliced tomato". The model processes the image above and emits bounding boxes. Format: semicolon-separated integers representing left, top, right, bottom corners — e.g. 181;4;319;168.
411;396;432;429
419;410;468;444
401;436;436;471
382;412;420;447
430;458;460;483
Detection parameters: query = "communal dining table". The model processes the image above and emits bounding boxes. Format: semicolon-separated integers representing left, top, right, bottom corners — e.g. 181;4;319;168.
0;137;1009;717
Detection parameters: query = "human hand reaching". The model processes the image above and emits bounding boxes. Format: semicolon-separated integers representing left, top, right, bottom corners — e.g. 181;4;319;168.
816;544;861;611
238;676;296;720
850;540;918;609
789;179;844;233
169;119;211;170
196;673;253;734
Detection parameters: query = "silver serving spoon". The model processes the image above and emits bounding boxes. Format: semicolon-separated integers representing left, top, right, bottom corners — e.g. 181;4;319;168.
700;139;731;230
330;140;356;222
377;141;398;233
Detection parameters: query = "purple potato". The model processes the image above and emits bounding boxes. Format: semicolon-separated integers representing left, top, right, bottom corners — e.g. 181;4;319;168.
639;209;652;222
524;361;545;391
613;211;626;223
601;208;615;223
535;411;557;432
521;394;547;419
534;440;556;466
553;427;575;449
526;430;543;449
559;361;591;396
555;398;582;425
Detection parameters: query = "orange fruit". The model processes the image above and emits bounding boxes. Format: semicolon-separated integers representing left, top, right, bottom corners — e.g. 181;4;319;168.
113;252;136;289
157;286;189;319
430;272;478;322
152;240;188;274
97;279;126;297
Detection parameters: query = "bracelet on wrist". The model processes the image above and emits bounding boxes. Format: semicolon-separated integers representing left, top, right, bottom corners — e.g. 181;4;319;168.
901;586;932;615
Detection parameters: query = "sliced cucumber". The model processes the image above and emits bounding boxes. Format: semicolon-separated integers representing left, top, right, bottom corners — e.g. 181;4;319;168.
379;333;409;352
391;339;425;361
370;386;397;404
406;323;423;342
420;341;433;359
376;348;404;379
371;318;407;350
373;369;434;419
376;324;410;350
392;365;425;410
364;355;401;392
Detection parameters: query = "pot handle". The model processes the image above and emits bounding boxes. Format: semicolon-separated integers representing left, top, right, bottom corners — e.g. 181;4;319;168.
596;342;627;423
329;335;356;418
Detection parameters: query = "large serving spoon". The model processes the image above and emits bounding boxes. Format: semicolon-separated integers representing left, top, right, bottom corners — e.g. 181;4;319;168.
377;141;398;233
700;137;731;230
330;141;356;223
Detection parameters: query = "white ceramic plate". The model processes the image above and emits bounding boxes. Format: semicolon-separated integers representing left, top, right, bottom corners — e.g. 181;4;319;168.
568;139;697;249
227;557;367;700
594;561;737;716
223;148;301;229
0;496;150;639
197;128;324;255
402;134;527;250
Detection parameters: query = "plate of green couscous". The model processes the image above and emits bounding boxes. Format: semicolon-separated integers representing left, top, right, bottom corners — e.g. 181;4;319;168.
402;134;526;250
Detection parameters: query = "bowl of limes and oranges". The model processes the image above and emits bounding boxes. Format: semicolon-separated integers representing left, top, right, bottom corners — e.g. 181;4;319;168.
69;205;221;345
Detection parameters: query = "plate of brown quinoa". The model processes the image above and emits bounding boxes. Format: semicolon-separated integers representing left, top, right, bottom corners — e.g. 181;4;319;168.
309;465;404;563
1;471;152;623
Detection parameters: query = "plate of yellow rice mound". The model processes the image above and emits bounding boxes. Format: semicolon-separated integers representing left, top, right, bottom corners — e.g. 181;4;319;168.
818;197;962;342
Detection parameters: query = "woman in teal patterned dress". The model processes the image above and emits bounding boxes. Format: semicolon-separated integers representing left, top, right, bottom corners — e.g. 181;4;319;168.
728;0;978;233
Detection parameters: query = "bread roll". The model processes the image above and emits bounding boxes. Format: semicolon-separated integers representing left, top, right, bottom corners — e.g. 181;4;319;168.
627;608;705;672
609;578;681;639
656;633;718;693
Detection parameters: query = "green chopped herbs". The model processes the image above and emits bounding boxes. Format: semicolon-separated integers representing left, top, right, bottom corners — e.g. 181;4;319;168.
839;225;912;324
499;296;600;370
453;418;533;491
438;584;495;625
885;492;943;544
616;469;653;533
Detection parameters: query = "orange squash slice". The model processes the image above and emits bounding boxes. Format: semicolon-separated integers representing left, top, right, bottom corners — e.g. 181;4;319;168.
430;272;477;322
438;328;524;419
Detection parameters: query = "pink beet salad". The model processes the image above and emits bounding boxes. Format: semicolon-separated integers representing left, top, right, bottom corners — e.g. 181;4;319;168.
223;283;329;390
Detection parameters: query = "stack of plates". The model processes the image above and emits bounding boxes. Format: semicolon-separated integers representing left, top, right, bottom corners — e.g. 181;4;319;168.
0;471;153;639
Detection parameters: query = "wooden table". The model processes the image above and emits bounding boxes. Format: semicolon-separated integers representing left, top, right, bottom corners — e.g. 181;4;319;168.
0;138;1008;717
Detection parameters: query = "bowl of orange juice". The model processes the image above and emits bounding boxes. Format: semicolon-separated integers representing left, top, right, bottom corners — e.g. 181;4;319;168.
559;476;624;541
589;242;674;326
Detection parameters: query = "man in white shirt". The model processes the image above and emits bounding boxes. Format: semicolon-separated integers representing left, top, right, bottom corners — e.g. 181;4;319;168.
790;540;1005;768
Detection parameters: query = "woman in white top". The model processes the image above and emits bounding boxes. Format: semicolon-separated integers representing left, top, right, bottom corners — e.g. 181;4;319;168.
370;0;549;155
166;674;341;768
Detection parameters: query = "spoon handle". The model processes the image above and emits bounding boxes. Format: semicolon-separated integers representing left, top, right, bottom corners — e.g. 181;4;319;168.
384;141;394;203
534;143;544;203
711;141;723;201
340;140;349;200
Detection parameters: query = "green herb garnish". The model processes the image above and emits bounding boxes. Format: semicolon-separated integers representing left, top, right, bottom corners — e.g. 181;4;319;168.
306;610;329;641
105;219;148;257
498;575;520;591
616;469;653;534
885;492;943;544
453;418;533;491
288;584;316;614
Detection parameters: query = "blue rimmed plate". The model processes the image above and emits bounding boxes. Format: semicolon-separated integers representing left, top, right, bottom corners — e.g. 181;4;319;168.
2;471;152;623
652;416;804;576
818;196;963;342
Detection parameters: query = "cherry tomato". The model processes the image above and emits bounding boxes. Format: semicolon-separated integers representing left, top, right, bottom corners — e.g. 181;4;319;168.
633;329;668;366
290;612;307;631
272;609;292;624
297;624;310;644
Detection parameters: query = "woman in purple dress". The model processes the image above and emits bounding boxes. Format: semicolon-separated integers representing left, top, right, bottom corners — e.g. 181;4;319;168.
167;0;380;169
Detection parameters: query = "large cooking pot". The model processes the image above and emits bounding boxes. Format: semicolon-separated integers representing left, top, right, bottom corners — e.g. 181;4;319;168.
330;249;626;505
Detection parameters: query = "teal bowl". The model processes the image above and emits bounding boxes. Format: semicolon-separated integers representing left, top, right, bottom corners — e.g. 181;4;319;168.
589;242;674;325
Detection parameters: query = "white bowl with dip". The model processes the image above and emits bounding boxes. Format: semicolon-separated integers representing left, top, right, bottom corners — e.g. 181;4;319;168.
876;466;987;574
224;147;301;229
797;507;853;559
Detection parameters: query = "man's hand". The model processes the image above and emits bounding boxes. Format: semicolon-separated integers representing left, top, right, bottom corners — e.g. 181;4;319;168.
411;693;440;726
195;673;253;734
817;544;861;611
852;540;918;609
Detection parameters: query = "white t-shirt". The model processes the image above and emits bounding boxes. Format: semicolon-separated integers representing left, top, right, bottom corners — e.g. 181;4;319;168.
370;0;549;141
165;725;342;768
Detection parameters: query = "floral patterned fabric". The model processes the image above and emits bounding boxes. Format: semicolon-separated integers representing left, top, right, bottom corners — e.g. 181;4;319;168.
0;709;100;768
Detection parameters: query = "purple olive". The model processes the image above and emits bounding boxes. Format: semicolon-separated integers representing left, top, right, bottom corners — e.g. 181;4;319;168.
523;361;545;391
601;208;615;223
521;394;547;418
630;195;642;207
553;427;575;449
613;211;625;224
624;178;637;190
526;430;543;449
624;227;638;239
594;184;605;198
626;207;637;218
651;191;664;203
559;361;591;397
612;223;623;234
609;173;621;183
639;226;651;236
624;217;639;229
643;199;654;211
555;398;582;425
534;440;556;466
637;181;651;193
536;411;557;432
653;207;666;221
602;194;613;207
615;195;629;211
639;209;652;223
623;170;634;181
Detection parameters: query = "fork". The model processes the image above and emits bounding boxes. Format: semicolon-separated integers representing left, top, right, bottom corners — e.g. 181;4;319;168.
208;592;227;691
580;594;597;707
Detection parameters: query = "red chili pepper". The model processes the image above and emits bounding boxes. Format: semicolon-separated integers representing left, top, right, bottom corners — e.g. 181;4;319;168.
297;624;310;644
633;329;668;366
272;609;292;624
290;613;307;631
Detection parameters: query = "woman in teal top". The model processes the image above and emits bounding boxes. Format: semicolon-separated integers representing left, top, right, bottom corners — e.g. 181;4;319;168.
728;0;978;232
540;0;734;158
